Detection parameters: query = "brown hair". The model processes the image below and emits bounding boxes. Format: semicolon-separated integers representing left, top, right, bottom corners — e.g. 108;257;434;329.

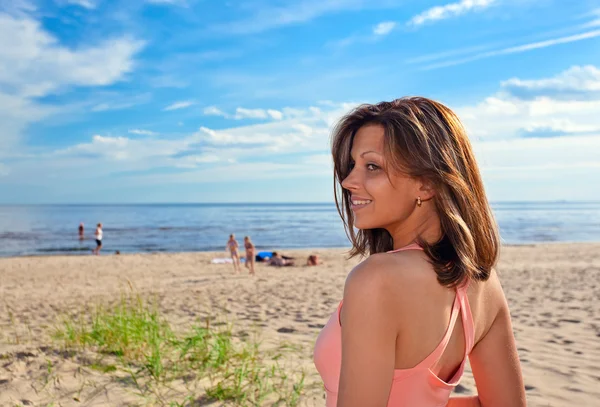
332;97;499;287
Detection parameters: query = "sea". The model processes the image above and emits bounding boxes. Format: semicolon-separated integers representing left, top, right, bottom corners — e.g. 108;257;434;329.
0;202;599;257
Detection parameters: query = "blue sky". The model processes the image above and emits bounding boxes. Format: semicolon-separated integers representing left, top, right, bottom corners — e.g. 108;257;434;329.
1;0;600;203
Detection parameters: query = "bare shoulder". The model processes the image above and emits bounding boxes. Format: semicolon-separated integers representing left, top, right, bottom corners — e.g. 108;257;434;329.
343;250;431;308
469;267;511;343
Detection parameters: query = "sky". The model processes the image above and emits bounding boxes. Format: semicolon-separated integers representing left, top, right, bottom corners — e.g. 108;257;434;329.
1;0;600;203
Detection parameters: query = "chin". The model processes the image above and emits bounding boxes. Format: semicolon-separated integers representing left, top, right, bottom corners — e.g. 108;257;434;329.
353;216;378;230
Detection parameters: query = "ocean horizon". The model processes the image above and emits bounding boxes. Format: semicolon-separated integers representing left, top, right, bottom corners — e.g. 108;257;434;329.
1;201;599;257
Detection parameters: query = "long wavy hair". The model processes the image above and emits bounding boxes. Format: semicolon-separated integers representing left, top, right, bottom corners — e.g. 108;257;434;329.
332;97;499;287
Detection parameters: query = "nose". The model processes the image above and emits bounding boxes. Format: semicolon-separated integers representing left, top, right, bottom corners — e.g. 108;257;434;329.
341;168;359;191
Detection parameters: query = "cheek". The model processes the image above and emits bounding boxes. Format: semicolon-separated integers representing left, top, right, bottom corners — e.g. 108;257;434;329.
370;177;413;211
364;174;391;197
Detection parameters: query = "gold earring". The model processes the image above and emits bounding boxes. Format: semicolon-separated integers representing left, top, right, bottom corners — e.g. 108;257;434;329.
417;197;422;207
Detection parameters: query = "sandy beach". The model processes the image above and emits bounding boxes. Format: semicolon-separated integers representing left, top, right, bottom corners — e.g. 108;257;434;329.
1;243;599;406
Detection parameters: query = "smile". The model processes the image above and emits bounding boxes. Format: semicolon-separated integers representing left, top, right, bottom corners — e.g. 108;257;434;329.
351;199;372;209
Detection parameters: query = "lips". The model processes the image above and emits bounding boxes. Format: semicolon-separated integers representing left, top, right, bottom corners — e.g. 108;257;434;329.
350;196;372;209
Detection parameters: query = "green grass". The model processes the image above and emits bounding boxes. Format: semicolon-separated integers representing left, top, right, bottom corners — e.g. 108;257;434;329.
53;292;306;406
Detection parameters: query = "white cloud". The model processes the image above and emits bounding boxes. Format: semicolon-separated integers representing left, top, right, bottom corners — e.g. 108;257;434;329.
0;91;57;151
203;106;284;120
4;102;346;183
129;129;158;136
453;66;600;153
373;21;396;36
0;12;143;151
267;109;284;120
501;65;600;92
421;29;600;70
163;100;195;111
65;0;96;9
234;107;283;120
234;108;268;120
203;106;227;117
0;15;144;95
409;0;496;26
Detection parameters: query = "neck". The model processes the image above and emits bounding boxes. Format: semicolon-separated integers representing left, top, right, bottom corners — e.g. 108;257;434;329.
388;208;442;250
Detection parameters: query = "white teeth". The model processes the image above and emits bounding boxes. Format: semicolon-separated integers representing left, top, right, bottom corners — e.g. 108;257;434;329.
352;200;372;205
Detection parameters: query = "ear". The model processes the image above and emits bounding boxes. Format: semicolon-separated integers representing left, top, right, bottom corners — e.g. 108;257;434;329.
417;178;436;201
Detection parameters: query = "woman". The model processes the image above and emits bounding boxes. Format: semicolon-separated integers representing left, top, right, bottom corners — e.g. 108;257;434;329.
244;236;256;276
314;97;526;407
226;234;241;273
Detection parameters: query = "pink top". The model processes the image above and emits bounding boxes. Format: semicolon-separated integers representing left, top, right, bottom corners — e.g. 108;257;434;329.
313;243;475;407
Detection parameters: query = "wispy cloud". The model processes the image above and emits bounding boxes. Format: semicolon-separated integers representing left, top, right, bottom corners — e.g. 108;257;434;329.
421;29;600;70
146;0;185;5
91;94;151;112
129;129;158;136
373;21;396;36
207;0;401;35
203;106;284;120
163;100;195;111
0;0;36;16
149;75;188;88
328;20;397;49
409;0;496;27
64;0;96;9
203;106;227;117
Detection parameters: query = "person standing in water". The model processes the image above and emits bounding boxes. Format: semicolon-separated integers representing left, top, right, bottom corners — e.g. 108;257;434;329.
78;223;84;240
244;236;256;276
93;223;103;255
226;234;241;273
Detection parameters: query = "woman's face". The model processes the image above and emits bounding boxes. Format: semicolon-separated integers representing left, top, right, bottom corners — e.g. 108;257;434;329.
341;124;420;231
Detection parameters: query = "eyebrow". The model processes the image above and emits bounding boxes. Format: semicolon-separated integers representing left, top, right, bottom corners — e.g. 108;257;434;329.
350;150;382;159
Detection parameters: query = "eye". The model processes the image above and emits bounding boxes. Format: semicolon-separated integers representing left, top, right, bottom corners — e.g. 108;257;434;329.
366;163;380;171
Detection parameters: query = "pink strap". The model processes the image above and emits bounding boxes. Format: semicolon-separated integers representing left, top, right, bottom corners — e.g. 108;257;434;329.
418;293;462;369
458;282;475;354
425;282;475;370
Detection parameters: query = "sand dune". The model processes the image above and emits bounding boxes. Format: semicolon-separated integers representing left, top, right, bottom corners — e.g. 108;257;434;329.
1;244;599;406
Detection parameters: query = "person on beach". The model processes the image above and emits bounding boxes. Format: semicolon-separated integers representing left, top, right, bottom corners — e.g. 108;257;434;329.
268;252;294;267
226;234;241;273
93;223;103;255
244;236;256;276
78;222;84;240
306;254;323;266
314;97;526;407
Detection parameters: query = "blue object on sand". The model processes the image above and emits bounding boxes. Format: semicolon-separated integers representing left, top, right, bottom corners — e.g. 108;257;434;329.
256;251;273;261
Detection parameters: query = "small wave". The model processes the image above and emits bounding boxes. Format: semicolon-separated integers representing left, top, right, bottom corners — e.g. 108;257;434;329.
0;232;40;241
37;246;91;253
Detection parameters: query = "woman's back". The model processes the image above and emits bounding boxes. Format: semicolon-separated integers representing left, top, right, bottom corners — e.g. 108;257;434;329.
314;245;525;406
386;248;495;377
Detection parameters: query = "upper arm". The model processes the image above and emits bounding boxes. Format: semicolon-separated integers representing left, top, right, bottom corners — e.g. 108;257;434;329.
337;256;399;407
468;277;526;407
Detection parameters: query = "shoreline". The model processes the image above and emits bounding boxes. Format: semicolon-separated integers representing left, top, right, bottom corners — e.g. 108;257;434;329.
3;240;600;260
